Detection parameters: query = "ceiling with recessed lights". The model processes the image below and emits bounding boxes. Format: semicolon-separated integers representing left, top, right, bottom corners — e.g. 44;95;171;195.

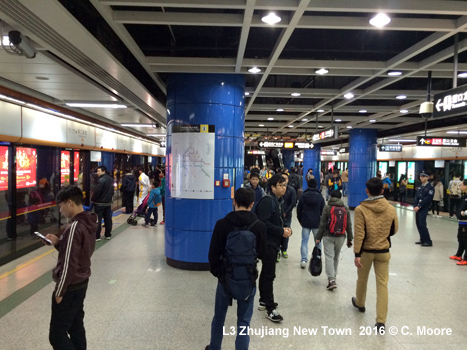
1;0;467;147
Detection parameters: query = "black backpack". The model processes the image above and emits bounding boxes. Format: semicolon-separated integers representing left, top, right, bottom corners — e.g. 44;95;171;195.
222;221;259;300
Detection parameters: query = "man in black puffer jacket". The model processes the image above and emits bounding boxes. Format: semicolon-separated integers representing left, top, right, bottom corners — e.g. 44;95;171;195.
297;178;325;269
91;166;114;241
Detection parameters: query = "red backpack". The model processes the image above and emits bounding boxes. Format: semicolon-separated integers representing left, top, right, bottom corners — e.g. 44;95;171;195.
326;206;347;235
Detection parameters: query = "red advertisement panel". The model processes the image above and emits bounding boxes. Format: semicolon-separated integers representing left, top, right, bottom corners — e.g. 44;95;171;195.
61;151;70;184
74;152;80;182
0;146;8;191
16;147;37;189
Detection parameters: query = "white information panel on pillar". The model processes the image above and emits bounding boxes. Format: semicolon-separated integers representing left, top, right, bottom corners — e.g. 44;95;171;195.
171;124;215;199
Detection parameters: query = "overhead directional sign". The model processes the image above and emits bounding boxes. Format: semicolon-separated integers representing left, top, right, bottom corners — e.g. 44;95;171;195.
339;147;348;154
433;84;467;118
379;144;402;152
321;150;337;156
312;126;338;142
258;141;314;149
417;136;466;147
247;150;265;155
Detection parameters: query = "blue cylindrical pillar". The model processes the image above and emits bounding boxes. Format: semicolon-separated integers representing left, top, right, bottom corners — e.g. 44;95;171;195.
282;150;295;170
348;129;377;209
165;73;245;270
302;144;321;190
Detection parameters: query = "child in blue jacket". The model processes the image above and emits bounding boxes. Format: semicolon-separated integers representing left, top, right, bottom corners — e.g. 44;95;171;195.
143;180;161;228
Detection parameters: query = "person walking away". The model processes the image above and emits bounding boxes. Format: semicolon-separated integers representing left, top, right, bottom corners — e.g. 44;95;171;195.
244;172;266;209
352;177;398;333
399;175;408;207
315;190;353;290
382;173;392;200
277;173;296;260
414;172;434;246
256;174;291;322
206;188;266;350
137;167;150;206
159;170;166;224
341;168;349;197
91;166;114;241
449;174;462;219
45;186;97;350
142;180;161;228
431;175;444;218
451;180;467;265
121;168;136;214
288;168;302;202
296;178;325;269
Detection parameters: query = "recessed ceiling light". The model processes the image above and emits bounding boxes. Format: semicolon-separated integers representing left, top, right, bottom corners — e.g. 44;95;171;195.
291;92;301;97
346;126;353;129
388;139;416;142
388;71;402;76
458;72;467;78
317;109;325;112
248;67;261;73
315;68;329;75
268;117;274;120
400;109;409;113
288;125;294;128
261;12;281;24
35;76;50;80
68;103;127;108
259;124;264;127
121;123;154;127
369;13;391;28
396;95;407;100
369;119;376;123
359;109;367;113
318;125;324;128
447;131;467;134
302;119;308;121
276;108;284;112
335;119;342;122
344;92;354;99
245;92;250;96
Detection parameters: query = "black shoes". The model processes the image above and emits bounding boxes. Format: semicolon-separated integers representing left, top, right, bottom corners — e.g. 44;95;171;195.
421;242;433;247
375;322;385;333
351;297;365;313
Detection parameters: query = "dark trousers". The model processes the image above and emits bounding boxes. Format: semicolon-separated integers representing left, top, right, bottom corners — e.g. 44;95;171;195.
94;205;112;239
280;216;292;252
161;196;165;221
456;225;467;259
450;197;462;217
49;286;87;350
122;191;134;213
431;200;440;215
400;191;407;205
383;189;390;200
415;209;431;244
259;245;278;313
145;207;158;225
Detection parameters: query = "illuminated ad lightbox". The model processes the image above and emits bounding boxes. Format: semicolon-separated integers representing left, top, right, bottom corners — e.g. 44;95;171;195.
0;146;8;191
61;151;70;184
16;147;37;188
74;152;80;182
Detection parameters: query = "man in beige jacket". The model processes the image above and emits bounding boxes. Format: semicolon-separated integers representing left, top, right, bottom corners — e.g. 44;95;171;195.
351;177;398;333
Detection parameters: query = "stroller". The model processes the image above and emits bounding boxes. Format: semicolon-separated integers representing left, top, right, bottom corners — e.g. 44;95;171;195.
127;193;151;226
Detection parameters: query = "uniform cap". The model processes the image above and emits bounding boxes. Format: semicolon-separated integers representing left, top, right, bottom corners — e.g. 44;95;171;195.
420;172;429;177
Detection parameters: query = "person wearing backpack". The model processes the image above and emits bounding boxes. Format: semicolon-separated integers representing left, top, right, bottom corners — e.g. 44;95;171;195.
206;188;266;350
315;190;353;290
352;177;398;333
255;174;291;322
142;180;161;228
449;174;462;219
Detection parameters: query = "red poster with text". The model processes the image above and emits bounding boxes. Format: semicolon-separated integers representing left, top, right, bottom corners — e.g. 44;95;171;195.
16;147;37;189
61;151;70;184
74;152;80;182
0;146;8;191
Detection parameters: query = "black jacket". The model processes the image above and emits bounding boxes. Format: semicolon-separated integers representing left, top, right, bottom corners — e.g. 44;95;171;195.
121;174;136;193
282;185;297;219
91;173;114;204
208;211;266;278
255;194;284;250
297;187;325;229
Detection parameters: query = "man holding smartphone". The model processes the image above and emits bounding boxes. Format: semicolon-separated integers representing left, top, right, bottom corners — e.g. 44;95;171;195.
46;186;97;350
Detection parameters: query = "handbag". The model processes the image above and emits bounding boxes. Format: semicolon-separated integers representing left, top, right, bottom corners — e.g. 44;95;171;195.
308;246;322;277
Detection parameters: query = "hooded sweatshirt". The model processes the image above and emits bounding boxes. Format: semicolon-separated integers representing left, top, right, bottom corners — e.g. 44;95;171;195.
208;211;267;278
353;196;398;257
315;197;353;241
52;211;97;297
297;187;325;229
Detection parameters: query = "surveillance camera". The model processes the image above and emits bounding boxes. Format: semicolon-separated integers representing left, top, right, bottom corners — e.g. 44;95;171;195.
8;30;36;59
419;101;433;119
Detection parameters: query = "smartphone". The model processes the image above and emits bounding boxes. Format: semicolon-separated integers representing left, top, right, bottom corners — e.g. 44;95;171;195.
34;231;53;245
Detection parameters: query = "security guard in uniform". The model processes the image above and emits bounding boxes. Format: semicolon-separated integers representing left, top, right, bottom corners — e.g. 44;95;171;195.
414;172;434;246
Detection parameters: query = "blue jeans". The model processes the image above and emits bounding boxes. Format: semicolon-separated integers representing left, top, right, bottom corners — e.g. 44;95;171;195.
209;283;255;350
301;227;321;262
342;182;348;196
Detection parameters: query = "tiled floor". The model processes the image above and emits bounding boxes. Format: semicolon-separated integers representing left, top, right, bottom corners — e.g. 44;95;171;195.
0;203;466;349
